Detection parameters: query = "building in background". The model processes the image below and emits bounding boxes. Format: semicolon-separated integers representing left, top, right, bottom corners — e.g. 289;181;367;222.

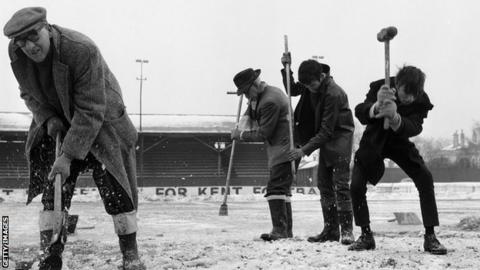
432;129;480;168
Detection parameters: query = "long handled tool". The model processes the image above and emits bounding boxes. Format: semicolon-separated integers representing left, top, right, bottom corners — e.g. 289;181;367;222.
284;35;297;182
377;26;398;129
16;134;67;269
219;94;244;216
51;133;66;244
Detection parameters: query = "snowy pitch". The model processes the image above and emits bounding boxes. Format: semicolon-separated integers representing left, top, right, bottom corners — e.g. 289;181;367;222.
2;189;480;269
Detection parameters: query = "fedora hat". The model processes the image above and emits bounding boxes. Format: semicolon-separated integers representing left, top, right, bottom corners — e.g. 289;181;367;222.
233;68;261;95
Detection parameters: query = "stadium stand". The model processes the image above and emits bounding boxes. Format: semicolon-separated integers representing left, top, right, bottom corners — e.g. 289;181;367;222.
0;112;317;188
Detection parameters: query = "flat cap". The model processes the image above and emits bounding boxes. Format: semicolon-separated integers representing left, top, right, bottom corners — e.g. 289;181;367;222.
3;7;47;38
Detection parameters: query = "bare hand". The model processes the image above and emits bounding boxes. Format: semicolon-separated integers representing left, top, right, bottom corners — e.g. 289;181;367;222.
288;148;304;161
48;154;72;181
377;85;396;103
47;116;67;138
281;52;291;67
231;128;241;140
375;99;397;120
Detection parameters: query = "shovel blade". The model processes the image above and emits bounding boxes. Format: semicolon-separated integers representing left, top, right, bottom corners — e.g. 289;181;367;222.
219;203;228;216
393;212;422;225
50;210;67;244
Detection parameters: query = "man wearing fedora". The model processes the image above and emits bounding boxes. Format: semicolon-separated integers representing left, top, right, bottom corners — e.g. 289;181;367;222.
231;68;294;241
4;7;145;270
281;55;356;245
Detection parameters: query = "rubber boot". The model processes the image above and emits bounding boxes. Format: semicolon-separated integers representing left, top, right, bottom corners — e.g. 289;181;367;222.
260;199;288;241
119;232;146;270
286;201;293;238
339;210;355;245
307;200;339;242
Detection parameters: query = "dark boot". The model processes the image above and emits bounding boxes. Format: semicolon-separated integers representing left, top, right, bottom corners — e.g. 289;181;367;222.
119;233;146;270
286;202;293;238
424;234;447;255
38;230;65;270
348;231;375;251
260;199;288;241
307;200;339;243
339;211;354;245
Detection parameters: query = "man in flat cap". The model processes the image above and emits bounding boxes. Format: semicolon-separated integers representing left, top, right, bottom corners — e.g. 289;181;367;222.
231;68;295;241
4;7;145;270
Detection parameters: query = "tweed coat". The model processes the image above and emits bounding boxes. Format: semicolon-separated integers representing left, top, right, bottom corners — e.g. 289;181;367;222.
8;25;139;207
240;83;292;168
354;78;434;185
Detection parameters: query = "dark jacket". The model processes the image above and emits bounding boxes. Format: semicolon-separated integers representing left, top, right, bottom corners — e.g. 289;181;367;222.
354;78;434;184
8;25;139;206
240;83;292;168
281;68;354;166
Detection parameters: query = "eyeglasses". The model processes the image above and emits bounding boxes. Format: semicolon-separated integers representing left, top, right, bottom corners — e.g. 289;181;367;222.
13;26;44;47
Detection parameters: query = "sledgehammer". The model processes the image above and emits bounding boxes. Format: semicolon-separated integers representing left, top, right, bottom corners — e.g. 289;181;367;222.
377;26;398;129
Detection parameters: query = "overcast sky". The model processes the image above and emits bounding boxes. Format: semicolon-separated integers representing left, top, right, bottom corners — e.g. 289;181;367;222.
1;0;479;139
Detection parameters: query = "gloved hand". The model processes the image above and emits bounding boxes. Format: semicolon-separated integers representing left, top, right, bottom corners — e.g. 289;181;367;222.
287;148;305;161
375;99;398;120
281;52;291;67
231;128;241;140
46;116;66;138
48;154;72;182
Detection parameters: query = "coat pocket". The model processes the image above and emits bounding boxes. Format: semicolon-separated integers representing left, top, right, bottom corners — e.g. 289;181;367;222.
105;108;138;148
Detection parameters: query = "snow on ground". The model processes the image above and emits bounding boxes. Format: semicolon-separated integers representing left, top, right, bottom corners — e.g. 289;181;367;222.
1;186;480;270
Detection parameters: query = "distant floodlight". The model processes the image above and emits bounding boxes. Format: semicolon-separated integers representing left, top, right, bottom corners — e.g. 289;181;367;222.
215;142;226;150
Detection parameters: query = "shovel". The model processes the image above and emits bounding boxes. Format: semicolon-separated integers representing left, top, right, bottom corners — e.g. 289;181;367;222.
219;94;243;216
50;133;67;244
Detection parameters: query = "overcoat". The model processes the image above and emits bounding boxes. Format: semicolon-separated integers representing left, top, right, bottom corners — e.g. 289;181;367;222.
8;25;139;206
282;67;354;166
354;78;434;184
240;83;291;168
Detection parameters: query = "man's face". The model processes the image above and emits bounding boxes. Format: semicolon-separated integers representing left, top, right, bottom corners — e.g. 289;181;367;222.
15;25;51;63
396;84;415;104
302;79;322;93
244;83;259;101
301;73;325;94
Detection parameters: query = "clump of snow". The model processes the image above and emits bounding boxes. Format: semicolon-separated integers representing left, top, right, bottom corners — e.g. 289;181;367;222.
456;216;480;231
